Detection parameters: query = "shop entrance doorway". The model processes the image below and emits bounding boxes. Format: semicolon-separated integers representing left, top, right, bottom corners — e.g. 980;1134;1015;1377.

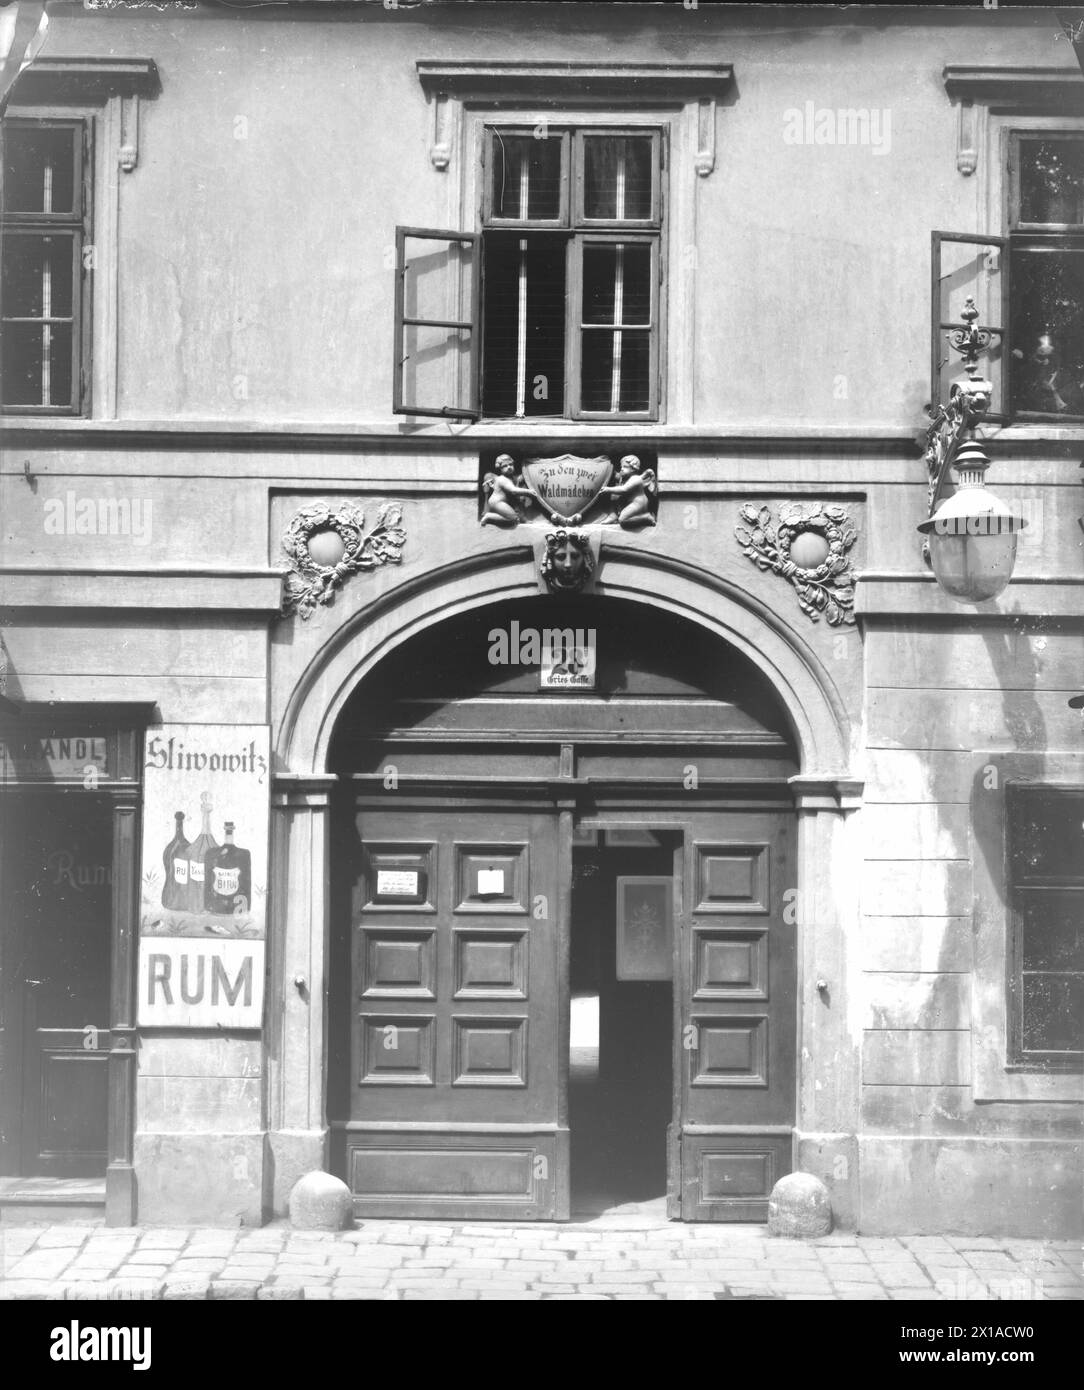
327;595;799;1220
569;828;678;1213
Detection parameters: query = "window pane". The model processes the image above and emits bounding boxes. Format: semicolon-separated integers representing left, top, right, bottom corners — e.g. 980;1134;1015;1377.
933;236;1006;417
1019;137;1084;226
1;320;73;406
1;233;74;318
581;328;650;412
482;234;566;417
1021;973;1084;1053
489;134;562;221
1020;893;1084;970
1011;248;1084;417
1010;789;1084;879
2;124;78;216
584;136;653;220
582;244;651;326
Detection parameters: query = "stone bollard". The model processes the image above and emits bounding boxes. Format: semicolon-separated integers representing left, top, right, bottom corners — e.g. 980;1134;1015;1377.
767;1172;832;1238
287;1171;353;1231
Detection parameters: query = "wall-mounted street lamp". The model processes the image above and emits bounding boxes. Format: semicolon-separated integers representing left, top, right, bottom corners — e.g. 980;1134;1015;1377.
918;297;1027;602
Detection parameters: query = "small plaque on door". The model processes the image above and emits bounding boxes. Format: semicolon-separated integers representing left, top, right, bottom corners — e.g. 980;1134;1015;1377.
377;869;420;898
476;868;506;896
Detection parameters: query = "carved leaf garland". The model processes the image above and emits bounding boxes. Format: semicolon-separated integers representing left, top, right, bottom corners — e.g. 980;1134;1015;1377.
736;501;858;626
282;501;406;620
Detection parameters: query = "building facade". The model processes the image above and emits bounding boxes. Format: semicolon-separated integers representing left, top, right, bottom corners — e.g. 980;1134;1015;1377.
0;1;1081;1235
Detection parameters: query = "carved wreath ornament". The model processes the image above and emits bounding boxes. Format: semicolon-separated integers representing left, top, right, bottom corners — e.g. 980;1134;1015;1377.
735;502;858;626
281;501;406;619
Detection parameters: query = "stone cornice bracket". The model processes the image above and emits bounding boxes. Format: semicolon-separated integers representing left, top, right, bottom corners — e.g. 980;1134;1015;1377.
416;61;734;176
942;65;1084;177
696;96;717;177
788;776;864;815
8;57;161;172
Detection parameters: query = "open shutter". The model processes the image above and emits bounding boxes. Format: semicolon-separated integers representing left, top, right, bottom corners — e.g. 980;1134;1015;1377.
931;231;1010;423
393;226;480;419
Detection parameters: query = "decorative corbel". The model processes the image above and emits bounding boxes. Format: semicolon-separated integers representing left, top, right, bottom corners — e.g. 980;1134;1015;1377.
954;97;977;176
429;90;452;172
119;93;139;172
695;96;716;177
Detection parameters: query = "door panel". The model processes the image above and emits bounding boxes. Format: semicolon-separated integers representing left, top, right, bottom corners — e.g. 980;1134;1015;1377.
22;1023;111;1177
3;797;112;1177
679;811;796;1220
343;801;564;1219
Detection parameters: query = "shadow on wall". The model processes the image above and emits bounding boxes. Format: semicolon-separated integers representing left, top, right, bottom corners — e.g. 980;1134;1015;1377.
970;619;1047;910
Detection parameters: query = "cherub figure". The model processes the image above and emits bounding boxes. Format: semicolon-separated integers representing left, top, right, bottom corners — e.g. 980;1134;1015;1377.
596;454;657;528
481;454;535;527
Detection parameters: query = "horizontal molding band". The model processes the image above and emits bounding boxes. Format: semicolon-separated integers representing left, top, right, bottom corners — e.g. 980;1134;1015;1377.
0;569;284;612
333;1120;566;1134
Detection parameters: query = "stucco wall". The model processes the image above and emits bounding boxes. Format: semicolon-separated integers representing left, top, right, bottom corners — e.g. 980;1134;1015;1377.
0;3;1080;1230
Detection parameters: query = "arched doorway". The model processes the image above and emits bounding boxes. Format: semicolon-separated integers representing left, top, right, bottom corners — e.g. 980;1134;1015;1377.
324;593;801;1221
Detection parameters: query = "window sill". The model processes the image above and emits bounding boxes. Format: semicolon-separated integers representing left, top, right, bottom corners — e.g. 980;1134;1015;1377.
980;422;1084;443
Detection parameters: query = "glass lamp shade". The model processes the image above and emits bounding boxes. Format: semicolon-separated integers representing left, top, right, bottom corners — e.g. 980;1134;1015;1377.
917;487;1026;602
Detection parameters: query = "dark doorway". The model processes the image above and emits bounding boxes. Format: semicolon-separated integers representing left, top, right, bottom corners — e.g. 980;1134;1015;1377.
569;829;677;1213
0;795;112;1177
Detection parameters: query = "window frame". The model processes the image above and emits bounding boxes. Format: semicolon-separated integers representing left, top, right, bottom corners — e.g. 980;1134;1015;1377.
476;115;667;425
972;753;1084;1102
573;127;662;229
1005;128;1084;424
568;231;660;421
0;115;93;417
482;126;571;229
930;229;1010;426
1005;781;1084;1073
391;225;481;421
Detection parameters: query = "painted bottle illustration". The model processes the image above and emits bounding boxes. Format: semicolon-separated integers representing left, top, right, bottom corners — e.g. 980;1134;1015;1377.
162;811;190;909
205;821;251;915
186;792;218;914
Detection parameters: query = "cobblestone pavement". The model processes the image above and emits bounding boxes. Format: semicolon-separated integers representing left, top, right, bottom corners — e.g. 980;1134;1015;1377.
1;1215;1080;1301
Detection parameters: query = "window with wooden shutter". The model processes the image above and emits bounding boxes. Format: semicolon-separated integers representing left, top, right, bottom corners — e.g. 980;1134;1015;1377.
394;127;665;422
931;133;1084;424
392;227;480;420
931;230;1009;422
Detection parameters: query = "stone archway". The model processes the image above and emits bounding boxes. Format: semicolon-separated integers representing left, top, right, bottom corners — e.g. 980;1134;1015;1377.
265;550;863;1221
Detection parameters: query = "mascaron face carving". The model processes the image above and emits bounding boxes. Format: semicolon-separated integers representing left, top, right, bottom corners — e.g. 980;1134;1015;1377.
540;530;595;595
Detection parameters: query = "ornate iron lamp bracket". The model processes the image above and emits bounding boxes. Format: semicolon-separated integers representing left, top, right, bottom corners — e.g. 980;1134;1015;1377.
923;295;998;560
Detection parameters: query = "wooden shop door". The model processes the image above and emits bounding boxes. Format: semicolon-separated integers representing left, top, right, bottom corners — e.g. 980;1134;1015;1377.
675;808;797;1220
340;796;566;1220
1;797;112;1177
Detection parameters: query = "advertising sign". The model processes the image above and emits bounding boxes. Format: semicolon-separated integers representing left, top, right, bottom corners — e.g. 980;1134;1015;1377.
138;724;270;1027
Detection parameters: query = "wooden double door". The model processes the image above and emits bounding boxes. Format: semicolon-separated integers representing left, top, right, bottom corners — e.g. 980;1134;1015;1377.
334;794;796;1221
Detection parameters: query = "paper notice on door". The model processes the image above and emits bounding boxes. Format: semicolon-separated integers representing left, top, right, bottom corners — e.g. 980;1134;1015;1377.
477;868;506;896
377;869;419;897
